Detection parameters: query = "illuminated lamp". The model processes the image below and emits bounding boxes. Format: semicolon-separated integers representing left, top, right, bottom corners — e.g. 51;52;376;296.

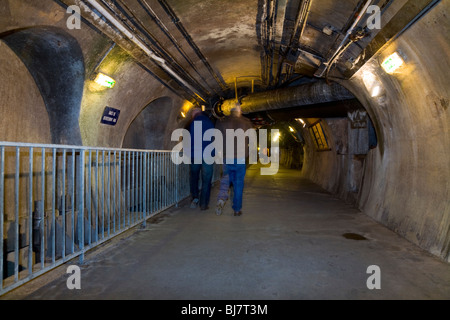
296;118;306;128
381;52;404;74
94;73;116;88
272;132;281;142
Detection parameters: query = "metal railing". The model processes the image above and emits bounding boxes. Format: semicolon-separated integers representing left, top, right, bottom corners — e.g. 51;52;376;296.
0;141;204;295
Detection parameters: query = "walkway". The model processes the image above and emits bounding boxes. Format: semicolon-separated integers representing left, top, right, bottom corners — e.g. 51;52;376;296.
2;165;450;300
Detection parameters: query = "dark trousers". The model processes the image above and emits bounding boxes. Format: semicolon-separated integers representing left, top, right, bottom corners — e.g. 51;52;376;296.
190;162;214;208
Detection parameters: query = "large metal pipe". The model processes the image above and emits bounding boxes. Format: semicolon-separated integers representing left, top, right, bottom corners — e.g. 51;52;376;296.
217;81;355;116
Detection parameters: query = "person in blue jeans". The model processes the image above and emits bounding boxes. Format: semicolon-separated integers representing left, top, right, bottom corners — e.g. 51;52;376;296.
224;161;247;216
215;165;229;215
215;102;253;216
188;108;215;210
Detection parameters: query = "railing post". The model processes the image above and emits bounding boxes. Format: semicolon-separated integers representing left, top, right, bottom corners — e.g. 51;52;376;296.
14;147;20;281
40;148;45;270
112;151;116;234
71;149;75;254
87;150;92;246
175;152;179;208
0;147;4;292
51;148;56;265
142;152;147;228
28;148;33;276
62;150;66;260
77;149;85;264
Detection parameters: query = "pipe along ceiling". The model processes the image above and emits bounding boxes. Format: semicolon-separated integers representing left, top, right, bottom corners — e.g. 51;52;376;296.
216;81;355;116
58;0;441;119
57;0;423;112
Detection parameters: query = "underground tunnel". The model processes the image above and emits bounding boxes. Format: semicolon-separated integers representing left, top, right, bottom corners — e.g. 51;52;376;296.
0;0;448;301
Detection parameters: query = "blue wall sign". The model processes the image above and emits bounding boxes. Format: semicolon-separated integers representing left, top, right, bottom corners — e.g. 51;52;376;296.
101;107;120;126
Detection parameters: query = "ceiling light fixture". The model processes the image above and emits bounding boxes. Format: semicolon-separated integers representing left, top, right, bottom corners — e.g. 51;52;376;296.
94;73;116;88
381;52;404;74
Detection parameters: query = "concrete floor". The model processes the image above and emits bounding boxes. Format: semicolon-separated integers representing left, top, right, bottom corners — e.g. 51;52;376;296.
2;165;450;300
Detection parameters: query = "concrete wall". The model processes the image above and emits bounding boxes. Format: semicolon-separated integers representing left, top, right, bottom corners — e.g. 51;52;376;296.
279;148;303;170
302;115;371;204
0;0;185;149
0;41;51;143
301;2;449;261
0;0;186;244
79;45;183;149
122;96;183;150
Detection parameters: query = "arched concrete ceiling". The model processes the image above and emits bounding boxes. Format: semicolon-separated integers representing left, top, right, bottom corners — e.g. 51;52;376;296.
59;0;436;109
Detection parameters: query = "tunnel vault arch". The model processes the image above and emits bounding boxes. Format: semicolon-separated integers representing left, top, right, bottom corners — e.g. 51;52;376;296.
122;97;174;150
0;39;50;143
1;26;85;145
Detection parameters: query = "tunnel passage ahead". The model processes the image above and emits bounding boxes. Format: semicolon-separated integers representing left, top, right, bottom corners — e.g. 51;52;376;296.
4;165;450;300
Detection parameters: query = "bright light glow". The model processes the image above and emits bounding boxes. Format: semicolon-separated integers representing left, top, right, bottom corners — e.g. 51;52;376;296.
362;71;384;97
181;112;186;118
94;73;116;88
296;118;306;128
362;71;377;88
381;52;404;74
272;132;281;142
371;85;382;97
182;100;194;114
289;126;295;132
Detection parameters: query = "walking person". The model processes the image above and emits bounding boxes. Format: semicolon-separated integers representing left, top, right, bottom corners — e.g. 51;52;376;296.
215;166;229;215
188;108;215;210
215;102;254;216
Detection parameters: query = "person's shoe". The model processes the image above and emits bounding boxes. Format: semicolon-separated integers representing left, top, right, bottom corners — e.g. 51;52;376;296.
200;206;209;211
190;198;199;209
234;211;242;216
215;199;225;216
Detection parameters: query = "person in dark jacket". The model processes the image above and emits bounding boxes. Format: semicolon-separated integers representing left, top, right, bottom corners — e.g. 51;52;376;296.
188;108;215;210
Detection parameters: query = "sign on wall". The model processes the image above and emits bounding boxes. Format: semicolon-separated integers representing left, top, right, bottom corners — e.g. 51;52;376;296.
101;107;120;126
348;110;368;129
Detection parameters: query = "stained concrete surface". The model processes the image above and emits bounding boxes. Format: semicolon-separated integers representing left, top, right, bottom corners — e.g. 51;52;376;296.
2;166;450;300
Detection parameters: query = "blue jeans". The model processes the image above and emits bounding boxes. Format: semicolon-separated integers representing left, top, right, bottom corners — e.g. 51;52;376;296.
224;162;247;212
217;165;229;201
190;162;214;208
